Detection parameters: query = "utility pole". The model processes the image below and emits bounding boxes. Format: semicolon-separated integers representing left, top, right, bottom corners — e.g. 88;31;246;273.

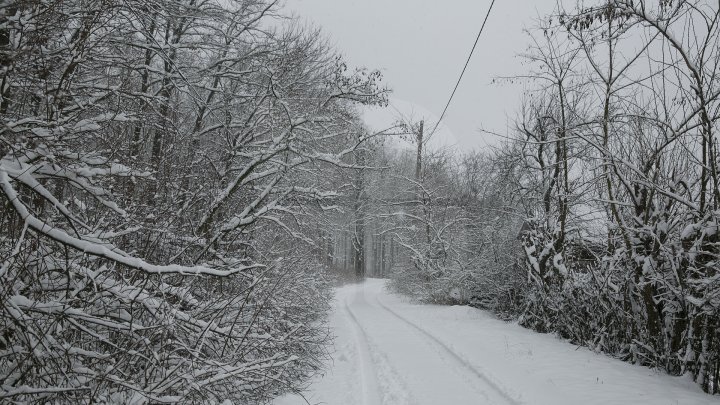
413;120;431;244
414;120;424;180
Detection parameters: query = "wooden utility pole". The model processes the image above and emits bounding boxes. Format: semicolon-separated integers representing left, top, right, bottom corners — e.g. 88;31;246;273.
415;120;424;180
412;120;431;243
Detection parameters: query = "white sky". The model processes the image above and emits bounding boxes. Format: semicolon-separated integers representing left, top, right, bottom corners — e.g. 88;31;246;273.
283;0;560;151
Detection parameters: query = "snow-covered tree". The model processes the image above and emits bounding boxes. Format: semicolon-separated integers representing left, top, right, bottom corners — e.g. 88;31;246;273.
0;0;386;402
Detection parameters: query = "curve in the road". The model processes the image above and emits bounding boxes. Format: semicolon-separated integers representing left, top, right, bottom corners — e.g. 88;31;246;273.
374;296;523;405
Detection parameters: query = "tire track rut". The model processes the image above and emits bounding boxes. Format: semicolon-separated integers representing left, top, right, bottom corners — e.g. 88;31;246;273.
343;298;384;405
373;295;522;405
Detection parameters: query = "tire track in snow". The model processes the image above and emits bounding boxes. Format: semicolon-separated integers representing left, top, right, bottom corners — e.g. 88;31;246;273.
342;296;384;405
347;289;414;405
373;295;522;405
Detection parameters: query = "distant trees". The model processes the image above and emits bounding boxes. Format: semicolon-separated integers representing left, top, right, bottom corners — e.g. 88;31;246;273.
0;0;385;403
363;136;520;307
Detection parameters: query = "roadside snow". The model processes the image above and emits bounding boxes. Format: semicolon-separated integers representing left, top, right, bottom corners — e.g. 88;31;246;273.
274;279;716;405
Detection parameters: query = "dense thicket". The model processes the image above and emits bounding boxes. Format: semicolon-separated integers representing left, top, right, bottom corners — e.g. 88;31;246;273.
376;0;720;394
0;0;385;403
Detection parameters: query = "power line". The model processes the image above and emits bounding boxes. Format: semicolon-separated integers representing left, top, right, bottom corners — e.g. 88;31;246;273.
428;0;496;138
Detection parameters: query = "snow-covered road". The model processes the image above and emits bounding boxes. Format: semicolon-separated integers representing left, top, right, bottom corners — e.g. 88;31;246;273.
275;279;716;405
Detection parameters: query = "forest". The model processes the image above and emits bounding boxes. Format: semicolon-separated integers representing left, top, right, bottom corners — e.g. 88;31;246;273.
0;0;719;403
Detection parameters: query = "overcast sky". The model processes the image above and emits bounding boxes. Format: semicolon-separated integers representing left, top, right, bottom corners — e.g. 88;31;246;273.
283;0;560;151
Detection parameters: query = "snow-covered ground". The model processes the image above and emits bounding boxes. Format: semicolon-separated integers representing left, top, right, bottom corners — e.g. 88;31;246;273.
275;279;716;405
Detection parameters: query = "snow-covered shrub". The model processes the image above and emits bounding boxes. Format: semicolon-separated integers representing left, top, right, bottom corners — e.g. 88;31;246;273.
0;234;332;403
389;250;469;305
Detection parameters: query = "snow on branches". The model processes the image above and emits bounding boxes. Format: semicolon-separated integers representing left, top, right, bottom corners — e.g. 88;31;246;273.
0;0;384;403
